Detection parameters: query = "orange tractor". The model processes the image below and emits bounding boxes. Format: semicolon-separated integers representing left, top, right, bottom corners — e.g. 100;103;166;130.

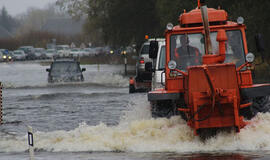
147;1;270;137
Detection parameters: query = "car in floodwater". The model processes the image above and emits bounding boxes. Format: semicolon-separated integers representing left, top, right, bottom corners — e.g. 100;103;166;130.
0;49;13;62
46;58;86;83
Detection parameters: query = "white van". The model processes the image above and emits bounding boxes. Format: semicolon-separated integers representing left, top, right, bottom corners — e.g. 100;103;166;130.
151;41;166;90
129;38;165;93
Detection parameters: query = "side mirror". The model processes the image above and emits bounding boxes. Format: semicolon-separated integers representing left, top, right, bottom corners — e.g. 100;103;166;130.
82;68;86;72
255;33;265;52
145;62;153;72
46;68;50;72
149;41;158;59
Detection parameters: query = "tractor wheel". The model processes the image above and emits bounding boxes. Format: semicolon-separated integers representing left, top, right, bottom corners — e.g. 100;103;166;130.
241;96;270;119
129;84;135;93
252;95;270;114
151;100;179;118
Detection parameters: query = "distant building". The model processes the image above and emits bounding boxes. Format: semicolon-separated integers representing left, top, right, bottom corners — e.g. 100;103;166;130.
41;18;85;35
0;25;13;39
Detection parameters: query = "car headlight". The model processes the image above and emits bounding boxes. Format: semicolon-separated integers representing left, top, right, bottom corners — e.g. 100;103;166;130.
168;60;177;70
3;55;7;59
246;53;255;63
8;56;12;59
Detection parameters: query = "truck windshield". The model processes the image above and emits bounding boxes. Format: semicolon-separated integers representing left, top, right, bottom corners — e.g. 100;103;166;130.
170;30;245;70
158;46;166;70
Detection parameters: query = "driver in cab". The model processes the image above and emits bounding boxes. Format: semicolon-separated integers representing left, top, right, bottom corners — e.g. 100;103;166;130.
174;35;201;69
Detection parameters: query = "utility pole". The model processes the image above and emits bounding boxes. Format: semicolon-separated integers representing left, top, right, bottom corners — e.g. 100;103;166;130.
122;51;127;76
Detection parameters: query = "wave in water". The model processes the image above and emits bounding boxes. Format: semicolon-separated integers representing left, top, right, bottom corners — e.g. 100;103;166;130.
18;92;127;101
2;73;129;89
2;108;270;153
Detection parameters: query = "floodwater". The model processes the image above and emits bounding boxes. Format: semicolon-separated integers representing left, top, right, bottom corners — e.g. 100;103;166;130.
0;62;270;160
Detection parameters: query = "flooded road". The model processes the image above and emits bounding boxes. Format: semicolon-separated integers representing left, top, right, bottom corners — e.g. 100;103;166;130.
1;62;270;159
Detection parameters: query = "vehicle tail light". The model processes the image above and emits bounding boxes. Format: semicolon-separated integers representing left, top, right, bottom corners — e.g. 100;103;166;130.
139;57;145;64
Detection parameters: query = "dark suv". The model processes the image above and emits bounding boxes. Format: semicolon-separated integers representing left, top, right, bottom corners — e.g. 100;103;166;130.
46;58;86;83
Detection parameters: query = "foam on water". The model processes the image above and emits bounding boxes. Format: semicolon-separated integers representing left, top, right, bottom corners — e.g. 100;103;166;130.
2;93;270;153
2;72;128;89
85;73;129;87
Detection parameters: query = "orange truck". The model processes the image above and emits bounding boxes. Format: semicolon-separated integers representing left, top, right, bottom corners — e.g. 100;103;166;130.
147;0;270;138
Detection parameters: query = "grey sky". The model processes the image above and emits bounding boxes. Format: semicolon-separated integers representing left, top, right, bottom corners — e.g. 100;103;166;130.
0;0;57;16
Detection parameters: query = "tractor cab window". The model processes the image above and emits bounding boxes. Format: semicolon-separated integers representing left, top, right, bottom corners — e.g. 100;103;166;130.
170;30;246;70
158;46;166;70
211;30;246;67
170;33;204;70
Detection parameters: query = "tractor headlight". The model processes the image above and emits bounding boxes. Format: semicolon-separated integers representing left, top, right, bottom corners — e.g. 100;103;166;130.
166;23;174;31
237;17;244;25
168;60;177;70
246;53;255;63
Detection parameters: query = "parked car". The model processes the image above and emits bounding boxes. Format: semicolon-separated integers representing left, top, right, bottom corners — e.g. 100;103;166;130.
56;45;70;51
12;50;26;61
0;51;3;62
18;46;35;60
56;45;70;57
150;41;166;90
34;48;46;59
45;49;57;59
70;48;83;57
83;48;94;56
46;58;86;83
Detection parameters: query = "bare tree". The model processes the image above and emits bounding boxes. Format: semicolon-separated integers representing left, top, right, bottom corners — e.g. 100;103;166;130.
56;0;89;19
16;3;67;35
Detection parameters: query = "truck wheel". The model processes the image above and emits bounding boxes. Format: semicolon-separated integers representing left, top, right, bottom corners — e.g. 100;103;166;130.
129;84;135;93
252;96;270;114
241;96;270;120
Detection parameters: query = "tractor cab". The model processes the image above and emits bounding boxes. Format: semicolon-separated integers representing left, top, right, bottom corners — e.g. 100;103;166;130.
148;1;270;138
166;7;249;78
169;30;246;70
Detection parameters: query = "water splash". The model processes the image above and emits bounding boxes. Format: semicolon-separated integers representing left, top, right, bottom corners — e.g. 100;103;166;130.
2;111;270;153
85;73;129;87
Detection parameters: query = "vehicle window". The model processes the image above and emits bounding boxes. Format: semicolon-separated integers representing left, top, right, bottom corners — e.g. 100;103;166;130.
170;30;245;70
140;45;150;55
51;62;80;75
14;52;21;55
225;30;245;66
158;46;166;70
170;33;204;70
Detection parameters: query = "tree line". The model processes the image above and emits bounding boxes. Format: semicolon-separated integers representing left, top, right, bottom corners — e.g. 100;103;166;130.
57;0;270;55
0;7;18;33
56;0;270;81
